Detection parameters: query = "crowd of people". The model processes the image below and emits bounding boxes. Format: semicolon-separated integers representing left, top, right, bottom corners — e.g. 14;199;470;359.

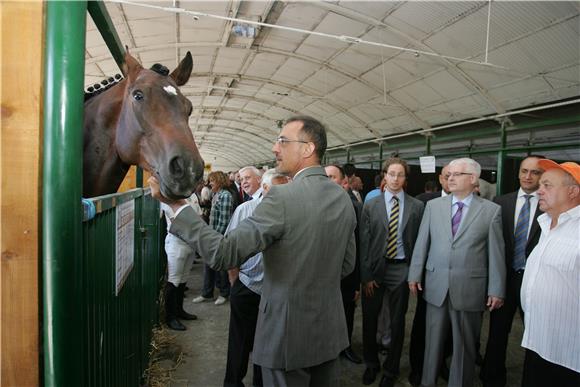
155;115;579;387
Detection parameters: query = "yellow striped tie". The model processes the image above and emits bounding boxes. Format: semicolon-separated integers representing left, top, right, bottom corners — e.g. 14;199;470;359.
386;197;399;259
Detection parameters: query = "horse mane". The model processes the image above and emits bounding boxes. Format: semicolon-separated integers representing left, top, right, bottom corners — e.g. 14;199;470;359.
84;64;171;102
84;73;123;101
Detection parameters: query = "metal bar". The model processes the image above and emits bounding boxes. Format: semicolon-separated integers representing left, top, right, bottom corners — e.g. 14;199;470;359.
42;2;88;386
352;143;580;166
496;122;508;195
87;0;126;71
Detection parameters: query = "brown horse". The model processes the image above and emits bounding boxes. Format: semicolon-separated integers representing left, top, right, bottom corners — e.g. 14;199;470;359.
83;51;204;199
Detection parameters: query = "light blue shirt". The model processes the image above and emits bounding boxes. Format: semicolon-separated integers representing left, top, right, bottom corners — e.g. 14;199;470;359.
451;193;474;235
384;190;406;260
365;188;382;203
224;189;264;295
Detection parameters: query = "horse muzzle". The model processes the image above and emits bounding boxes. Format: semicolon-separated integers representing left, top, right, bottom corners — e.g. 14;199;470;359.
158;153;204;200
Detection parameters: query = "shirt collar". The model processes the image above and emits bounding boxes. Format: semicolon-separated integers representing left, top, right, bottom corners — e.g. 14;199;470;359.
517;187;538;199
452;192;474;207
251;188;263;200
385;189;404;202
293;165;319;179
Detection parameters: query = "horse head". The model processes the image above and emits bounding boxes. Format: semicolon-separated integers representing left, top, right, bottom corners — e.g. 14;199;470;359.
113;51;204;199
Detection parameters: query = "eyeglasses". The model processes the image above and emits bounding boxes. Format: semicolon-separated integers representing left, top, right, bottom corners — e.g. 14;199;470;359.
448;172;473;178
386;173;406;179
275;136;309;145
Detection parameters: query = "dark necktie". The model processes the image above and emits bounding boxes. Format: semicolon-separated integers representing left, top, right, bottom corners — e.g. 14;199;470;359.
386;197;399;259
513;194;532;271
451;202;464;237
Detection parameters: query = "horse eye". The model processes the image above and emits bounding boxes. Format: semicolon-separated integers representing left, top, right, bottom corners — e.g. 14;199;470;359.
132;90;144;101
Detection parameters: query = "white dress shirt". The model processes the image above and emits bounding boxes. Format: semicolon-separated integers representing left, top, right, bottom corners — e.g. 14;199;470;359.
224;188;264;294
513;188;539;239
521;205;580;372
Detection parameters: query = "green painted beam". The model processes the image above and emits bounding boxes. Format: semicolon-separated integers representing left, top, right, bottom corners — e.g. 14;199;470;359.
87;0;125;71
43;2;87;386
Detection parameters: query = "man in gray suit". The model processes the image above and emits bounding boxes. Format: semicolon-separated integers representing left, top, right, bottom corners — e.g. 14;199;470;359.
408;157;506;387
360;158;424;387
149;115;356;386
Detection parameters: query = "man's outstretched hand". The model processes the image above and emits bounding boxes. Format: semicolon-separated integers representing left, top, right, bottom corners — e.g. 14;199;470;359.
148;176;187;212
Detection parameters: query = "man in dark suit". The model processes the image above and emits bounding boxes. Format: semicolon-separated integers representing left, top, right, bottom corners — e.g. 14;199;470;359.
480;155;544;387
360;158;424;387
325;164;363;364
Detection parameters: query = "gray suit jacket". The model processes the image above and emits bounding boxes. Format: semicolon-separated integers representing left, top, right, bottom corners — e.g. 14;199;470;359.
360;192;424;284
170;166;357;370
408;195;506;311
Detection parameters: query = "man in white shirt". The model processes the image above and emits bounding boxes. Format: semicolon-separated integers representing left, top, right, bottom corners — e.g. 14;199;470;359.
520;159;580;387
224;167;288;387
480;156;544;387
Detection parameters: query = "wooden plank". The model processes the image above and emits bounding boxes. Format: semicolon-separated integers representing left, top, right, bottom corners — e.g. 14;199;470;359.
0;1;43;386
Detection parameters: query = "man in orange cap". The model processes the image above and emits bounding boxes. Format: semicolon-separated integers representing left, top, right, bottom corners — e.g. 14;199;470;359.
520;159;580;387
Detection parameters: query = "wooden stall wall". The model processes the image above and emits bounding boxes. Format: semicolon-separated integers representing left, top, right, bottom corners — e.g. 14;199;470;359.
1;1;44;386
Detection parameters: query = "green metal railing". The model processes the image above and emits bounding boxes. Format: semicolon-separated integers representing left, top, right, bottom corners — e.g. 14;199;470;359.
81;188;163;387
43;1;165;386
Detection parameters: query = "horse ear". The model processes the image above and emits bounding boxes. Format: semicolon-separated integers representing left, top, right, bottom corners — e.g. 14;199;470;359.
122;50;143;81
169;51;193;86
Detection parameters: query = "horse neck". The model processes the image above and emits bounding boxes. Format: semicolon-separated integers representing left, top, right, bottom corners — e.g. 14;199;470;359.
83;83;130;197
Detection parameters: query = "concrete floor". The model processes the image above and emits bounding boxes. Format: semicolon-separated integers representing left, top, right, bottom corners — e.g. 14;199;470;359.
164;263;525;387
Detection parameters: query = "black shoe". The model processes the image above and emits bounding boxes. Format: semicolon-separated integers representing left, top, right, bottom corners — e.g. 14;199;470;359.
438;362;450;382
166;318;186;331
408;372;421;387
178;310;197;320
342;347;362;364
363;367;379;385
379;374;395;387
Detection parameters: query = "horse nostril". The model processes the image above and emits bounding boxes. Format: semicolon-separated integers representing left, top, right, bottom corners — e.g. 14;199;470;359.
169;156;185;178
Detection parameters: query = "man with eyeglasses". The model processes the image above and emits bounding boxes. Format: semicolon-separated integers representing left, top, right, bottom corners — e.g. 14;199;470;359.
149;115;356;386
408;157;506;387
480;155;544;387
359;157;424;387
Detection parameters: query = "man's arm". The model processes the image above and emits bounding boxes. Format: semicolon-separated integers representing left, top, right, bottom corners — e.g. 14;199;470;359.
486;205;506;310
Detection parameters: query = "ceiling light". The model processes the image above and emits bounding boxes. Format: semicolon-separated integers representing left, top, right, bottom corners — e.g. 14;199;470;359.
232;23;256;38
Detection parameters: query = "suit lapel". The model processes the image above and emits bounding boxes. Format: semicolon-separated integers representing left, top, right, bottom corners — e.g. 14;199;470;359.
401;193;412;232
440;196;454;242
527;203;543;248
454;195;483;241
506;192;517;242
376;195;388;234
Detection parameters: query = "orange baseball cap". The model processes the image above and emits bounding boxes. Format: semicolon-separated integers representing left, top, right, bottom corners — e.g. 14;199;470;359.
538;159;580;184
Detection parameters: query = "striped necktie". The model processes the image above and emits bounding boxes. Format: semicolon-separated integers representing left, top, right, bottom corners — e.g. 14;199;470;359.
386;196;399;259
451;201;464;237
513;194;532;271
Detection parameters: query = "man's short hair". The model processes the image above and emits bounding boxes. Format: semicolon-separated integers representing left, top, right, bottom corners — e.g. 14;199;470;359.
262;169;286;187
238;166;262;177
343;163;356;177
328;164;346;179
382;157;410;177
285;115;327;161
449;158;481;178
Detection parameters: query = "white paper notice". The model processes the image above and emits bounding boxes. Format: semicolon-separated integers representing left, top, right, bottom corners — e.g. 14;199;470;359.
116;200;135;296
419;156;436;173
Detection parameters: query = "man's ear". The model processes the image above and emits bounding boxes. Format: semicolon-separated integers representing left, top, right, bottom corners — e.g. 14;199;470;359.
303;142;316;158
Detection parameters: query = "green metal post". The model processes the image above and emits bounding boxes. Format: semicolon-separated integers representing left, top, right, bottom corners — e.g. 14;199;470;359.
425;135;431;155
496;122;507;196
346;148;351;163
379;142;383;168
43;2;87;386
87;1;125;70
